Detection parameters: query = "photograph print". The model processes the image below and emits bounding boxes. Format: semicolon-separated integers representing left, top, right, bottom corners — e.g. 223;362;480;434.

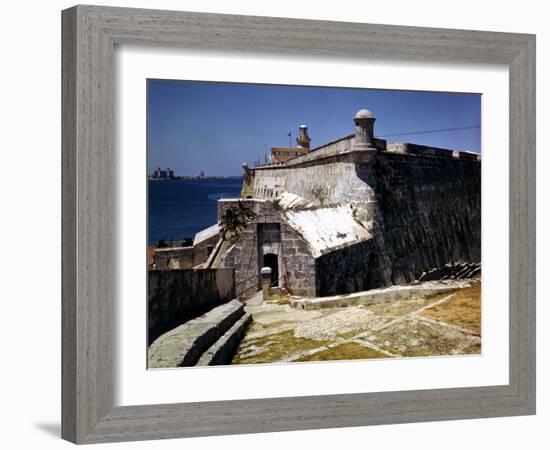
147;80;481;368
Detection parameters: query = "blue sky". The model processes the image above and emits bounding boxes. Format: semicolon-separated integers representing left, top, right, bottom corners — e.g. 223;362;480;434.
147;80;481;176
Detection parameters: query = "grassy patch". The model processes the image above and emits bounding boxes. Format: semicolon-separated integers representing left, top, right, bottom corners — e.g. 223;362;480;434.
374;317;481;357
361;296;435;316
266;296;291;305
338;328;371;340
232;329;330;364
295;342;389;362
232;281;482;365
418;282;481;335
265;319;302;328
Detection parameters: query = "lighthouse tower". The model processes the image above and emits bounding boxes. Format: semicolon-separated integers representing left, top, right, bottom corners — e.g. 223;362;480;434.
296;124;311;149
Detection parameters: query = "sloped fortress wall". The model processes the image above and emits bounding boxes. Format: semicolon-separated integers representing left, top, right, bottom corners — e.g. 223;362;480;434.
315;239;377;296
358;152;481;286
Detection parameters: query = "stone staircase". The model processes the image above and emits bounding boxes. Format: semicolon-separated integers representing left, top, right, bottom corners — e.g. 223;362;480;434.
148;299;251;368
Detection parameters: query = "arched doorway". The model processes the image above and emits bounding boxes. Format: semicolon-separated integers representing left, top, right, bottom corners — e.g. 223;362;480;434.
263;253;279;287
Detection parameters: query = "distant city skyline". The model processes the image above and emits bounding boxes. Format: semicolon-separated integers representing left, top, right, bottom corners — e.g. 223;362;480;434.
147;80;481;177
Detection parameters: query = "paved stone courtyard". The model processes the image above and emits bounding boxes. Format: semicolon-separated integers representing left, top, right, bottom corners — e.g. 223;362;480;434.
232;280;481;364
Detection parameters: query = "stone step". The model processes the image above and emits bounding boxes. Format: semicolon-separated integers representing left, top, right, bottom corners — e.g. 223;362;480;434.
148;299;244;368
196;312;252;366
290;280;471;310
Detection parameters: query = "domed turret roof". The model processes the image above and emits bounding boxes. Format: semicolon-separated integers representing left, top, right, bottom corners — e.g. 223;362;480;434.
355;108;375;119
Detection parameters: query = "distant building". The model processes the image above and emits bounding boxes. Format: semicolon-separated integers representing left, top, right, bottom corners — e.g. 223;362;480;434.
152;167;175;179
271;125;311;163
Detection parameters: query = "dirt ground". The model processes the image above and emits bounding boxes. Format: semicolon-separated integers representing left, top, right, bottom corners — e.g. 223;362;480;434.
232;280;481;365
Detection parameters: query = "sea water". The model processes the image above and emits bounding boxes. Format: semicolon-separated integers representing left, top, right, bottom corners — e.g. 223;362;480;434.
148;178;243;244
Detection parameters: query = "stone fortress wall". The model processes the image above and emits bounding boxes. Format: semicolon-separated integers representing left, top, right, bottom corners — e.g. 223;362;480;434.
148;268;235;342
153;226;219;270
241;119;481;295
363;151;481;287
218;200;317;298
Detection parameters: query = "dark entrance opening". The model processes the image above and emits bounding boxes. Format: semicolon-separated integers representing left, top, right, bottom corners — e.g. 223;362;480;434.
263;253;279;287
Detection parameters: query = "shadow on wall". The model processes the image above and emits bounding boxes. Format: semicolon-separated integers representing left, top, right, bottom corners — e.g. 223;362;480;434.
148;268;235;344
358;153;481;286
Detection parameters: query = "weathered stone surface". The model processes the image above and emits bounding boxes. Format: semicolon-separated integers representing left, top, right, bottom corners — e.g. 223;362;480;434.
315;239;376;296
153;246;195;270
290;280;471;310
239;148;480;296
220;200;317;299
148;299;244;368
218;107;482;300
365;153;481;286
418;262;481;281
152;227;219;270
234;281;481;365
148;268;235;341
196;312;252;366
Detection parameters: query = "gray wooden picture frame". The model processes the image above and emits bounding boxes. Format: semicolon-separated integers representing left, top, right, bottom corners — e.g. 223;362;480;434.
61;4;536;444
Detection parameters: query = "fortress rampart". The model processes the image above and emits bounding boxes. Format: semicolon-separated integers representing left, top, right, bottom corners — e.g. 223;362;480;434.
239;120;481;294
